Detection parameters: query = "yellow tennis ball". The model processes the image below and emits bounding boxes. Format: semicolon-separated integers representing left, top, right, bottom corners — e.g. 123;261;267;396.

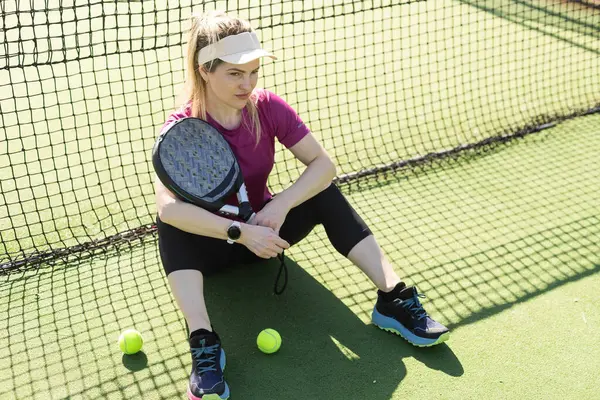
118;329;144;355
257;328;281;354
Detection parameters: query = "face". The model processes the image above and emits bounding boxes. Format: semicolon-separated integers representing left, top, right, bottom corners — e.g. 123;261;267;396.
200;59;260;111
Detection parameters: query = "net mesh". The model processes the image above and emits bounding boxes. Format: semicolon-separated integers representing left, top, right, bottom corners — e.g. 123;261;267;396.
1;0;599;272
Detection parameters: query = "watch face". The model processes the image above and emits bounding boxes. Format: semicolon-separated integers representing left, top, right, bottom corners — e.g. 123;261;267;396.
228;225;241;240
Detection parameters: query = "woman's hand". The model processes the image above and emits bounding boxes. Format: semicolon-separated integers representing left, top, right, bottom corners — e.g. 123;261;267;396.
239;224;290;259
249;199;290;234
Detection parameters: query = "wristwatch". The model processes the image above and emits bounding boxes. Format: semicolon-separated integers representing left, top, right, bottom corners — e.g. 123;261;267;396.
226;221;242;244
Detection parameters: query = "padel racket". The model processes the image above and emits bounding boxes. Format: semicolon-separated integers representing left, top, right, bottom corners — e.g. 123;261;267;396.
152;117;255;222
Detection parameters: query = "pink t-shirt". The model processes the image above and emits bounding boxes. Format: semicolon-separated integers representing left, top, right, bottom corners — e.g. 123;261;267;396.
160;89;310;215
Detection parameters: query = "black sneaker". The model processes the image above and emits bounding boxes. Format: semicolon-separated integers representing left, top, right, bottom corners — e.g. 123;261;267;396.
186;329;230;400
372;283;450;347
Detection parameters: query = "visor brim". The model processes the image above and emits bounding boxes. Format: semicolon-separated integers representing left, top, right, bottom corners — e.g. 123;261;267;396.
219;49;277;65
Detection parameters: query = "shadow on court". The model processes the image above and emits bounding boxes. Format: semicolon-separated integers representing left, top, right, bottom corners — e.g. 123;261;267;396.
204;257;463;400
460;0;600;55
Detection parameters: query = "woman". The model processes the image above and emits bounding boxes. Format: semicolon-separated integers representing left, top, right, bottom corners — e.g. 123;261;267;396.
155;11;450;400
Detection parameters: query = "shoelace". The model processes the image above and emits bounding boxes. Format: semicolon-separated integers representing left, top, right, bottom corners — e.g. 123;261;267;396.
191;343;220;375
273;251;288;295
396;293;428;320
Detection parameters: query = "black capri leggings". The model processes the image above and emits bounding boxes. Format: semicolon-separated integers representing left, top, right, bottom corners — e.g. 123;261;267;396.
157;183;372;276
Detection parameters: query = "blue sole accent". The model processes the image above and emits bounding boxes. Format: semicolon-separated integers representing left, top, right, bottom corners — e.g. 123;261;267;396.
219;349;229;399
220;382;230;400
372;307;448;347
220;348;226;371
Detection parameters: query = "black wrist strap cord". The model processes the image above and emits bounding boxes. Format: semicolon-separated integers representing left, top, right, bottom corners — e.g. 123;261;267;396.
273;251;288;295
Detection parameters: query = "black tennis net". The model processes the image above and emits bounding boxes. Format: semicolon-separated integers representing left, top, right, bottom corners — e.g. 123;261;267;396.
1;0;599;273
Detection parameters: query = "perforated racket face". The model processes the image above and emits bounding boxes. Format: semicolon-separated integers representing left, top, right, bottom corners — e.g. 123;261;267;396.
154;118;240;205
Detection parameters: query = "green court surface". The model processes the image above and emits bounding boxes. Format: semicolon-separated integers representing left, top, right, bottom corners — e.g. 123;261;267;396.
1;114;598;400
1;1;599;399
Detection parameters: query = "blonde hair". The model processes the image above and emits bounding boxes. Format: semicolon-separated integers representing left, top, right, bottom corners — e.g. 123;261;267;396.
184;11;262;144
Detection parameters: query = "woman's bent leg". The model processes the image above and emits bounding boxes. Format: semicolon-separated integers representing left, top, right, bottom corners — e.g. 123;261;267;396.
167;269;212;333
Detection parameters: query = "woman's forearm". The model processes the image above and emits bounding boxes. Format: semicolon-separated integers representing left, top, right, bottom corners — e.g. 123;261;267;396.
158;155;336;235
274;155;337;211
159;199;233;239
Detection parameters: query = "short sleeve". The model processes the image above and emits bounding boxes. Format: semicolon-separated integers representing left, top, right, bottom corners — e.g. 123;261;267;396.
264;91;310;148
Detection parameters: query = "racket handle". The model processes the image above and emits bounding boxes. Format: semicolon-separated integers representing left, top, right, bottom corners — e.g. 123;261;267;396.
236;183;255;222
238;202;255;222
217;204;254;222
246;212;257;224
219;205;239;215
